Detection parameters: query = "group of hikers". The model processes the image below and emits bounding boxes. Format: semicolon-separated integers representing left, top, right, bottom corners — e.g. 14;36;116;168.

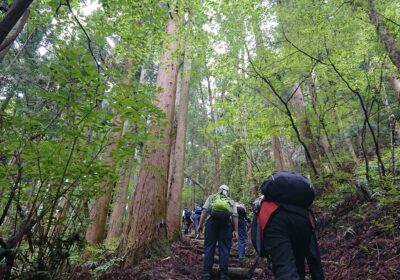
183;171;325;280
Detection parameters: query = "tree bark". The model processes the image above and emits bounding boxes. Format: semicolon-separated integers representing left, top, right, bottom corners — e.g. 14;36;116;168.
335;107;359;164
205;67;221;190
106;155;134;240
272;134;286;170
120;13;180;265
0;9;29;62
306;76;330;155
167;48;192;241
291;83;320;170
368;1;400;72
85;115;123;244
198;82;214;194
0;0;33;47
306;75;340;172
167;67;181;198
388;75;400;174
245;143;258;197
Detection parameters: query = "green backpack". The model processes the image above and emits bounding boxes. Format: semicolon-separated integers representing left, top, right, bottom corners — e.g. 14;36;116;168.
210;194;233;220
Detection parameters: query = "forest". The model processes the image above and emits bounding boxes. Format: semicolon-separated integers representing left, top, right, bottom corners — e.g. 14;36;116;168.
0;0;399;279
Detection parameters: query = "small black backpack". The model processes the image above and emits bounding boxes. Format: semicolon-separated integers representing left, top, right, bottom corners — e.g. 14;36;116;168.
194;206;202;215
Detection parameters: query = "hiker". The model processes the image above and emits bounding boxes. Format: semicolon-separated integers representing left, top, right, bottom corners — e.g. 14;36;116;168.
252;171;325;280
198;185;239;280
191;204;202;238
183;207;193;235
236;203;251;261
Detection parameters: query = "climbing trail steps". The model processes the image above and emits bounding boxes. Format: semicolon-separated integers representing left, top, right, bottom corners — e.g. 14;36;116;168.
182;234;263;279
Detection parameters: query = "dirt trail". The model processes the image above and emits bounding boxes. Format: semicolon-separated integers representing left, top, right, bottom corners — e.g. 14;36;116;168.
178;234;273;279
99;232;273;280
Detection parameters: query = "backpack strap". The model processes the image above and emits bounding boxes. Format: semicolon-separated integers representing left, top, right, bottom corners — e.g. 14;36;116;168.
207;194;217;212
248;200;278;279
247;200;280;279
308;208;316;229
258;201;279;240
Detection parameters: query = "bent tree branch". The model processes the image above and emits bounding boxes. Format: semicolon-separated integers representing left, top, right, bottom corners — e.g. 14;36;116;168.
245;44;319;176
280;31;386;176
327;57;386;176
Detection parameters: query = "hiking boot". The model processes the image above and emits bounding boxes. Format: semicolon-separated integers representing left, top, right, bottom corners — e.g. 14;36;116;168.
200;272;211;280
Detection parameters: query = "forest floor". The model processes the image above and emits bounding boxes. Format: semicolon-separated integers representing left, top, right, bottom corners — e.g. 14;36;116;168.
96;200;400;280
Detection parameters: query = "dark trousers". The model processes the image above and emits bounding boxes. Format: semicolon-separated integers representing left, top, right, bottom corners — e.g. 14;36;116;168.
263;208;324;280
203;217;233;276
184;218;192;234
193;217;200;236
238;218;247;258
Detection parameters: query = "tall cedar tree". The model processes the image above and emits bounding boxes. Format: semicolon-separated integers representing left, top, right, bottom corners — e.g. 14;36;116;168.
167;47;192;241
120;10;180;264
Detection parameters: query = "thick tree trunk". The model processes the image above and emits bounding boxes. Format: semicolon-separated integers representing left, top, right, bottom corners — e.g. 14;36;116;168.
280;132;295;168
368;1;400;72
306;76;330;155
198;82;213;194
106;156;134;240
306;76;339;172
85;115;123;244
93;53;138;242
167;49;192;241
205;69;221;190
388;75;400;172
106;59;146;241
292;83;320;170
336;109;359;164
120;14;179;265
272;134;286;170
167;119;178;196
0;0;33;46
167;67;181;197
0;9;29;62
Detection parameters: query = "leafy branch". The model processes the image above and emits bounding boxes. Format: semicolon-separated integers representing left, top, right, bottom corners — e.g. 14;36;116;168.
245;43;319;176
280;29;386;176
326;55;386;176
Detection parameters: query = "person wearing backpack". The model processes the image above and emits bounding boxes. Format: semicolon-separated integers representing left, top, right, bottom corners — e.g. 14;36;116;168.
198;185;239;280
183;207;193;235
191;204;202;238
251;171;325;280
236;203;251;261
